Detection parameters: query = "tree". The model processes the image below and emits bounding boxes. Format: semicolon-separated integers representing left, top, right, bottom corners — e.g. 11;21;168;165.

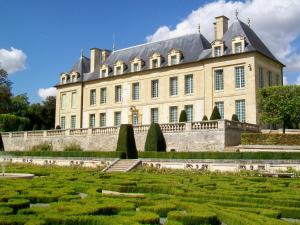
179;110;187;122
144;123;166;152
0;69;12;114
259;85;300;133
10;94;30;117
232;114;239;122
202;115;208;121
41;96;56;129
210;106;221;120
116;124;138;159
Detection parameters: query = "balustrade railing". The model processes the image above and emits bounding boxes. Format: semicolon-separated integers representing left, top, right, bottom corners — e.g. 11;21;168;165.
11;132;25;137
70;128;88;135
46;130;65;136
92;127;118;135
133;125;151;133
160;123;186;132
27;131;44;137
192;121;218;130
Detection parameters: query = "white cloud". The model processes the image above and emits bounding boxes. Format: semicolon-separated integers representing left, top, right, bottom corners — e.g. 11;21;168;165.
283;76;288;85
0;47;27;74
296;75;300;85
38;87;56;100
146;0;300;74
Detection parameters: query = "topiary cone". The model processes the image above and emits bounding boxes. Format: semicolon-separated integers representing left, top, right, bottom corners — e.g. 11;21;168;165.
232;114;239;122
144;123;166;152
210;106;221;120
179;110;188;122
116;124;138;159
202;115;208;121
0;133;4;151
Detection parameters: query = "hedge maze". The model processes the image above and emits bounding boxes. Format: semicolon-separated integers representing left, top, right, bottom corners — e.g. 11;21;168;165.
1;164;300;225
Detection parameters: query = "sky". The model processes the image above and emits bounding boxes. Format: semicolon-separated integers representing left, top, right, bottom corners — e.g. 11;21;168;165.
1;0;300;103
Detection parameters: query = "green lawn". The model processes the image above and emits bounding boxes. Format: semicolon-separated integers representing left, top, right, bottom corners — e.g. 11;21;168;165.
1;164;300;225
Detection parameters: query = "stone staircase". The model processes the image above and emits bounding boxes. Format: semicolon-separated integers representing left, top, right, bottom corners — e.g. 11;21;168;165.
102;159;141;172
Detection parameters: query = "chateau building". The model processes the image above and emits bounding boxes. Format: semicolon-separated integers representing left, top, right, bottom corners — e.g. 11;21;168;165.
55;16;284;129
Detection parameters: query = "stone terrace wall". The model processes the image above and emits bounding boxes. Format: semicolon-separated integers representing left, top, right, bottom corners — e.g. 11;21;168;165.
1;120;259;152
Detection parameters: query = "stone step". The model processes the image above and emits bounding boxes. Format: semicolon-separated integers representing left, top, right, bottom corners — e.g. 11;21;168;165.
104;159;141;172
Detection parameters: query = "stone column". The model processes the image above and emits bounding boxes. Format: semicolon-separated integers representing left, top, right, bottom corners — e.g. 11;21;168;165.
185;122;192;131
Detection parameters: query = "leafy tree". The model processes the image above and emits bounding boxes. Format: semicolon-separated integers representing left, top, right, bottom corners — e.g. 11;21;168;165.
232;114;239;122
0;114;30;132
10;94;30;117
41;96;56;129
202;115;208;121
179;110;187;122
144;123;166;152
259;85;300;133
0;69;12;114
210;106;221;120
116;124;138;159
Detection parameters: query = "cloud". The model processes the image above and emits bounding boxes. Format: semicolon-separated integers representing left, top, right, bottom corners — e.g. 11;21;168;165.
296;75;300;85
146;0;300;73
38;87;56;100
283;76;288;85
0;47;27;74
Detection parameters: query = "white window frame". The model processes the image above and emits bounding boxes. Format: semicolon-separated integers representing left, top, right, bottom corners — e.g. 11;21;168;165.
114;112;121;126
60;116;66;129
185;74;193;94
71;92;76;108
100;113;106;127
100;87;107;104
70;115;76;129
215;101;224;119
214;69;224;91
115;85;122;103
89;114;95;128
90;89;96;106
185;105;193;122
234;42;242;53
151;108;159;124
259;67;264;88
61;94;66;110
169;77;178;96
151;80;159;98
169;106;178;123
132;82;139;100
235;66;245;89
235;99;246;122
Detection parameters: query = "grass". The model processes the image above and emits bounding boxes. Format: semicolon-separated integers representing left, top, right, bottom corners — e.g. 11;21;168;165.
0;164;300;224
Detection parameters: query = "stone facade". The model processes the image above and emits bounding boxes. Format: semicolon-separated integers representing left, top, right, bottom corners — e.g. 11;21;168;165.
1;120;259;152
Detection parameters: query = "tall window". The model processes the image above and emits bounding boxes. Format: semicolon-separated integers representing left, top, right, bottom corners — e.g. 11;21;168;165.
185;105;193;122
215;101;224;119
114;112;121;126
214;69;224;91
170;77;178;96
115;85;122;102
185;74;193;94
101;69;107;77
115;66;122;75
71;115;76;129
132;113;139;125
90;89;96;106
235;100;246;122
61;94;66;109
151;108;159;123
214;46;221;57
100;87;107;104
62;77;66;84
151;80;159;98
60;116;66;129
71;92;76;108
170;55;177;65
169;106;178;123
152;59;158;68
235;66;245;88
132;82;139;100
89;114;95;128
100;113;106;127
268;71;273;86
259;67;264;88
133;63;139;72
234;42;242;53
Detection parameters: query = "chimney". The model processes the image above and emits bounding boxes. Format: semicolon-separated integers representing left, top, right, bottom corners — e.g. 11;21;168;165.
214;16;229;40
90;48;101;73
101;49;111;64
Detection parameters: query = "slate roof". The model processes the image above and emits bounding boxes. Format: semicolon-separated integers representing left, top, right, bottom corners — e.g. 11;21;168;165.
64;19;282;84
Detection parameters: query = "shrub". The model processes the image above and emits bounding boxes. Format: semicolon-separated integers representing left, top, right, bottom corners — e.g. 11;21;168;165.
241;133;300;145
144;123;166;152
64;143;82;152
202;115;208;121
210;106;221;120
116;124;138;159
0;134;3;151
55;125;61;129
168;210;220;225
7;199;30;213
232;114;239;122
179;110;187;122
31;143;53;152
0;114;30;132
0;207;13;215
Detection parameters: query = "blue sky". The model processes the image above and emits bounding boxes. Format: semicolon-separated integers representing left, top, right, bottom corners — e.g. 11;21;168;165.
1;0;300;103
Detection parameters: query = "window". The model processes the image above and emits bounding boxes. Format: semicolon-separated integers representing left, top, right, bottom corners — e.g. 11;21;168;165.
90;89;96;106
61;94;66;109
185;105;193;122
259;67;264;88
89;114;95;128
115;66;122;75
235;66;245;88
234;42;242;53
151;108;159;123
60;116;66;129
132;113;139;125
214;46;221;57
71;92;76;108
115;85;122;103
276;74;280;86
214;69;224;91
235;100;246;122
100;87;107;104
169;106;178;123
152;59;158;68
132;82;139;100
101;69;107;77
133;63;139;72
268;71;272;86
62;77;66;84
170;77;178;96
185;74;193;94
170;55;177;65
151;80;159;98
100;113;106;127
114;112;121;126
215;101;224;119
71;115;76;129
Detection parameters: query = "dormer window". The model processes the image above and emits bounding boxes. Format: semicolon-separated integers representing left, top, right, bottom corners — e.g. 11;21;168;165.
214;46;221;57
152;59;158;68
211;40;224;57
116;66;122;75
101;69;107;77
131;57;143;72
232;36;245;54
71;75;77;82
234;42;242;53
168;49;182;66
170;55;177;65
100;64;110;78
62;77;66;84
133;63;139;72
150;53;162;69
114;60;126;75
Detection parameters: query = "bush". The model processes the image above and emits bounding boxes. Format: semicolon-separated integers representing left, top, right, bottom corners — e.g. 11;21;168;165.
210;106;221;120
31;143;53;152
168;211;220;225
179;110;187;122
116;124;138;159
144;123;166;152
7;199;30;213
64;143;82;152
0;114;30;132
0;207;13;215
0;134;3;151
55;125;61;130
202;115;208;121
232;114;239;122
241;133;300;145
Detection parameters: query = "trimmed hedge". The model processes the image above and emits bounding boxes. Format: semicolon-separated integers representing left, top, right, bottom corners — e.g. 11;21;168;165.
232;114;239;122
202;115;208;121
241;133;300;145
116;124;138;159
210;106;221;120
179;110;187;122
168;210;220;225
0;133;3;151
144;123;166;152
